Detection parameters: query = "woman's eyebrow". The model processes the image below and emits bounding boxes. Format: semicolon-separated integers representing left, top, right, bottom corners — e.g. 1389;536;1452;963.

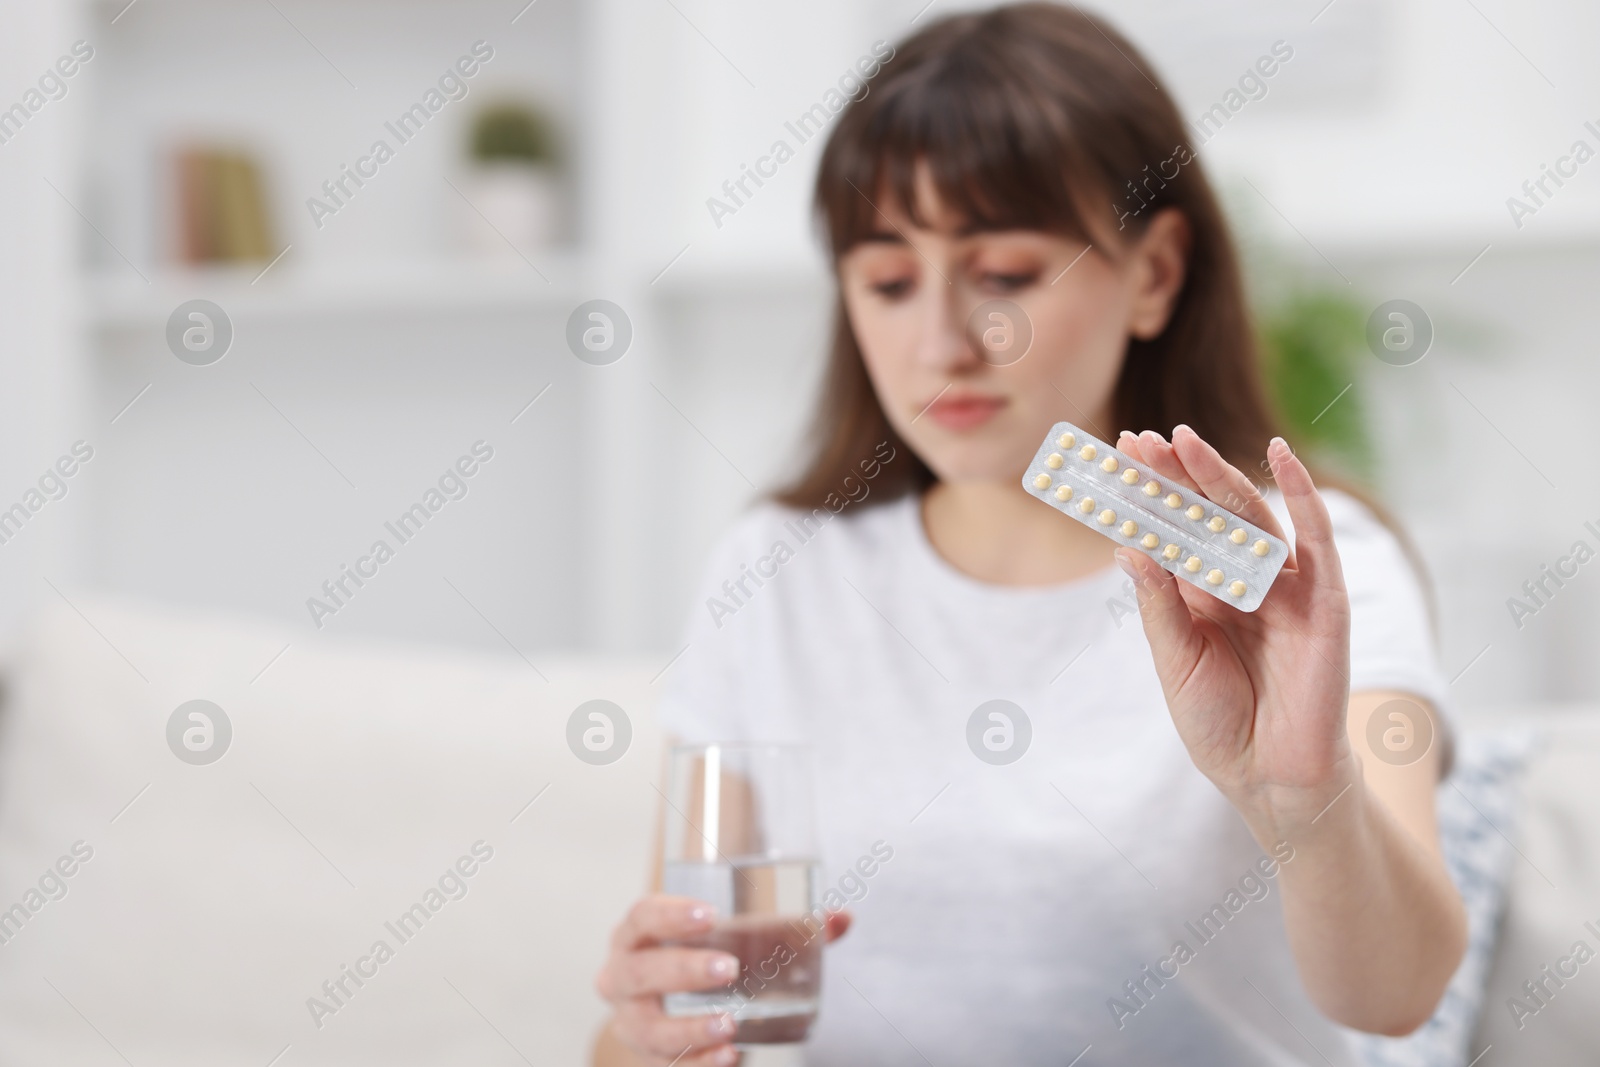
952;223;1042;237
866;224;1030;243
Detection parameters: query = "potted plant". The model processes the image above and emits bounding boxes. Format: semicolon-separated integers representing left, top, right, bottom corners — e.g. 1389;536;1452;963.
459;100;563;256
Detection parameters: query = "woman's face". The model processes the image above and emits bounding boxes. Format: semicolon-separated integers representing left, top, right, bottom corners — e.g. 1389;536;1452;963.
838;164;1189;486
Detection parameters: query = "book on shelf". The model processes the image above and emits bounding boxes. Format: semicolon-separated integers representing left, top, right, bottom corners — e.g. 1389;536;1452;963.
173;146;275;264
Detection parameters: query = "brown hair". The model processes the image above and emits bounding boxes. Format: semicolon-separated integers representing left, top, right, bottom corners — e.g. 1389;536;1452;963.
779;1;1278;507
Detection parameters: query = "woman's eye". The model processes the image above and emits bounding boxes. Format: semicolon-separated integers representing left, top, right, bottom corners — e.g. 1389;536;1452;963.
983;272;1038;292
871;278;914;299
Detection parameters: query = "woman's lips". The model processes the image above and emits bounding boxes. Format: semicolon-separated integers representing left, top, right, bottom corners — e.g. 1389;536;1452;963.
924;394;1007;430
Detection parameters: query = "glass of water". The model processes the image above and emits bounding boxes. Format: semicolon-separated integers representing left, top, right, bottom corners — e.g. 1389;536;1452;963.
660;742;825;1046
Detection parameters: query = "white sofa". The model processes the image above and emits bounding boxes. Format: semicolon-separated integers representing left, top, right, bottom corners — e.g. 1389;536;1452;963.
0;597;1592;1065
0;597;658;1066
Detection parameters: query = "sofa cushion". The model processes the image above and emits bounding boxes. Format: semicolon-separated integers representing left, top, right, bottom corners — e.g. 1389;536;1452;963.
1472;714;1600;1060
0;597;661;1066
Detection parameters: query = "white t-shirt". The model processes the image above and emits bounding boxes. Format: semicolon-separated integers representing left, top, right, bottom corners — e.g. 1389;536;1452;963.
656;487;1451;1066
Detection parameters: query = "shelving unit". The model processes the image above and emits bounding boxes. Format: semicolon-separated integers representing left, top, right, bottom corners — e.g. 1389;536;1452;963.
62;0;850;657
86;254;590;327
78;0;590;305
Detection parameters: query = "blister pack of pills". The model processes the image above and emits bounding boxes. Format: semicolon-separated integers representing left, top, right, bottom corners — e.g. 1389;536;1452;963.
1022;421;1288;612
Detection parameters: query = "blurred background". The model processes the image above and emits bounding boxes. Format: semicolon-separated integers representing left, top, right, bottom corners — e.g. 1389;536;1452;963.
2;0;1600;1063
2;0;1598;705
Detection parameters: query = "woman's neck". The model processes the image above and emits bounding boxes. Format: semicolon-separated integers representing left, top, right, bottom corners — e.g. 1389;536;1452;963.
919;478;1118;587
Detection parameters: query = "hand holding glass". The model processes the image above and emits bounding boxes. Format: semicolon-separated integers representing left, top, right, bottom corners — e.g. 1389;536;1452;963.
661;742;826;1046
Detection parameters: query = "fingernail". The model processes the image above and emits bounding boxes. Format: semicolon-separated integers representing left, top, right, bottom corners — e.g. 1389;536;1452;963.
707;1014;737;1039
687;904;716;925
1114;550;1138;580
708;954;738;979
1270;436;1287;452
714;1045;739;1066
1174;423;1192;436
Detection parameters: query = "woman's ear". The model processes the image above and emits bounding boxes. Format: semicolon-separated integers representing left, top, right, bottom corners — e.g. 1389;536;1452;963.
1126;208;1191;340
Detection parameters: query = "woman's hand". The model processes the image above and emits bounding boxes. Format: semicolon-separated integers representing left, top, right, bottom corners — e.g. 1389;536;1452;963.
594;894;851;1066
1113;425;1355;839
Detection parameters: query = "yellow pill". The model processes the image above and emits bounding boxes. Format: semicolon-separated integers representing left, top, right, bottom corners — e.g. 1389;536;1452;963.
1100;456;1119;473
1121;468;1140;485
1033;473;1051;490
1165;493;1183;509
1078;445;1097;461
1046;453;1064;469
1207;515;1226;533
1143;480;1161;497
1162;544;1181;561
1057;432;1075;449
1098;508;1116;526
1186;504;1205;521
1206;568;1224;585
1141;533;1159;549
1252;539;1270;557
1120;520;1137;537
1230;528;1248;544
1054;484;1074;502
1078;497;1095;514
1228;580;1247;597
1184;555;1202;573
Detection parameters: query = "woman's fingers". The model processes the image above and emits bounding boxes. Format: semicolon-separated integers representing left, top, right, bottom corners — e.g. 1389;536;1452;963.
1117;548;1202;687
1116;430;1149;466
612;895;717;953
1131;429;1205;497
1168;425;1288;546
600;946;740;1000
600;894;754;1066
672;1047;741;1067
1266;437;1347;602
1118;429;1228;625
612;997;739;1063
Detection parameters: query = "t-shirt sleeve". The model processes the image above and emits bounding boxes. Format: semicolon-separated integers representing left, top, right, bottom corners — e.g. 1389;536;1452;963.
1321;490;1451;716
652;506;778;745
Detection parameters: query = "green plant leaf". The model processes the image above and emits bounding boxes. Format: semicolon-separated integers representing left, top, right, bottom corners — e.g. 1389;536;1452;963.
1258;290;1375;483
470;102;556;164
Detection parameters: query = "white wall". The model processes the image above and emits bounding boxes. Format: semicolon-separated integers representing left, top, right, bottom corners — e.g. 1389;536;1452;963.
1352;239;1600;706
0;0;93;652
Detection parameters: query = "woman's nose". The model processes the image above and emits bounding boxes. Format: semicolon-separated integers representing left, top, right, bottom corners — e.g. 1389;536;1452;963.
914;279;983;373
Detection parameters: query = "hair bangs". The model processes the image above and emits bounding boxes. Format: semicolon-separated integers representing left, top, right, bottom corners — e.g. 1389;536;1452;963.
821;54;1101;257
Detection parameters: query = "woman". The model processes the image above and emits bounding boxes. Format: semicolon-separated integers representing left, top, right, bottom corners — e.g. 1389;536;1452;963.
594;5;1465;1064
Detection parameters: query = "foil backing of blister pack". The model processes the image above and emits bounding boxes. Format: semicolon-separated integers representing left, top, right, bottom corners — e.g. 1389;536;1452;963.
1021;421;1289;612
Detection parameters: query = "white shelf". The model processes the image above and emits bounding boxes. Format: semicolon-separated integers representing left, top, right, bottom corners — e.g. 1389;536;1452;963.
650;253;829;296
85;252;589;328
